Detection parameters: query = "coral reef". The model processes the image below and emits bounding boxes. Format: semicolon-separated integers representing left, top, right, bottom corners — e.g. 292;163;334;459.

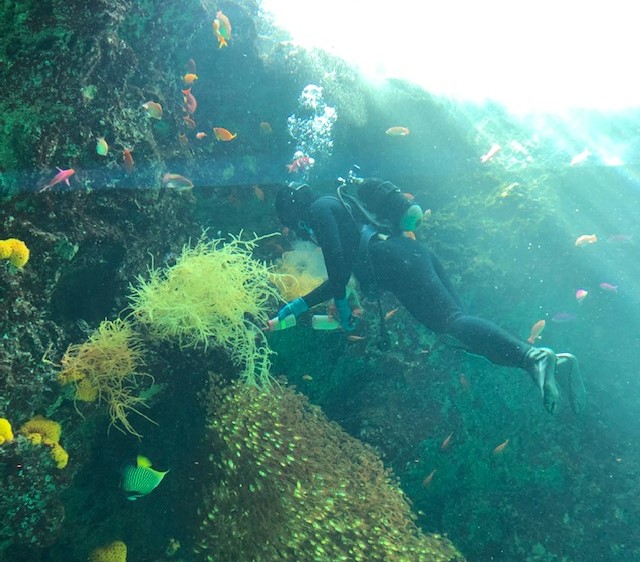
194;374;464;561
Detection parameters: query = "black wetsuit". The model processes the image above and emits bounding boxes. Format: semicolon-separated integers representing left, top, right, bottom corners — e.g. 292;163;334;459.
302;195;530;368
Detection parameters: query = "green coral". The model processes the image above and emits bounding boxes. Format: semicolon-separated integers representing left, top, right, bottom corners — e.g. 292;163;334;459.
195;375;464;561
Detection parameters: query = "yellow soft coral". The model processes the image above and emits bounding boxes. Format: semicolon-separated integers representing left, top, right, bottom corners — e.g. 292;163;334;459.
58;318;153;436
89;540;127;562
128;233;283;387
0;238;30;268
19;415;69;469
0;418;14;444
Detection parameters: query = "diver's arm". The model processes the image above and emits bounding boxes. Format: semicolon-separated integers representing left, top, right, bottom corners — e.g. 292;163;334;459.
302;280;333;308
308;200;351;300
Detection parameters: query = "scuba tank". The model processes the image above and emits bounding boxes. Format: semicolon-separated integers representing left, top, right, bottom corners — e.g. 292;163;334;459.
337;168;424;234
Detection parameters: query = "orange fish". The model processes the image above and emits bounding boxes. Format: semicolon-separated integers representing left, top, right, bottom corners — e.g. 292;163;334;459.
492;438;510;455
386;126;410;136
527;319;545;344
422;469;436;488
213;127;237;141
347;335;366;342
213;19;227;48
142;101;163;119
575;234;598;247
403;231;416;240
122;148;134;172
384;307;399;321
253;185;265;201
216;10;232;39
195;132;207;140
182;88;197;114
480;144;501;162
441;432;453;450
183;115;196;129
183;73;198;85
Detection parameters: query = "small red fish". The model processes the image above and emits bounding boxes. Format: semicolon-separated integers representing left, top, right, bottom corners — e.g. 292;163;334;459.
40;167;75;192
575;234;597;247
195;132;207;140
441;432;453;450
183;115;196;129
287;154;315;173
386;126;410;136
599;282;618;293
182;88;197;114
384;307;399;321
216;10;232;40
213;127;237;141
213;19;227;48
527;319;546;344
459;373;470;391
347;335;366;342
480;144;501;163
122;149;134;172
253;185;265;201
493;438;509;455
422;469;436;488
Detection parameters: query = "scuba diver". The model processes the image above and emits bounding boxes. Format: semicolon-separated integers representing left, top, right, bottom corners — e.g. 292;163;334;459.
273;177;574;414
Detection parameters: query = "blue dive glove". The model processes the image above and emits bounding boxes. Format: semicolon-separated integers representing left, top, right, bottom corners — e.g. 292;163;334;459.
277;297;309;321
335;297;356;332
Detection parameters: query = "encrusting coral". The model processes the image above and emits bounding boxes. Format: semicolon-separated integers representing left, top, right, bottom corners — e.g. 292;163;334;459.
128;233;283;388
194;374;464;561
57;318;153;437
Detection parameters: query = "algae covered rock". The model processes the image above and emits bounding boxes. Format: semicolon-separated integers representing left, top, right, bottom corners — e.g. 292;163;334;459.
195;375;464;561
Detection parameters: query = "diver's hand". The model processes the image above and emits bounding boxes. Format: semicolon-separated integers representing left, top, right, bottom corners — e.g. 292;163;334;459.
277;297;309;321
335;297;357;332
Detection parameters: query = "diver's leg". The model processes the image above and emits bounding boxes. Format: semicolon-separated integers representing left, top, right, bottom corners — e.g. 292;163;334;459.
448;315;560;413
373;239;560;412
522;347;560;413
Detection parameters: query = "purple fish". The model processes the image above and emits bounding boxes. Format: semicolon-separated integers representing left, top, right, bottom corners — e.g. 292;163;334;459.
606;234;632;244
551;312;577;323
599;282;618;292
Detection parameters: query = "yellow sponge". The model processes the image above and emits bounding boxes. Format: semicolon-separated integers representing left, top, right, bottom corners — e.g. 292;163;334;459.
0;238;30;268
19;415;61;443
89;540;127;562
19;415;69;470
0;418;14;444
